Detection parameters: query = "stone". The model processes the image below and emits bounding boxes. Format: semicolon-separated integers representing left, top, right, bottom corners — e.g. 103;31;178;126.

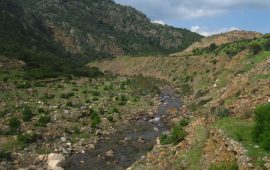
47;153;65;170
89;144;95;149
37;155;46;161
105;150;114;157
138;137;145;143
60;137;66;142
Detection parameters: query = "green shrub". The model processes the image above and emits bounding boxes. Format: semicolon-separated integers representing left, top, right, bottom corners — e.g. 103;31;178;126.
17;133;39;144
3;77;8;83
36;115;51;127
118;101;126;106
179;119;189;127
112;107;119;113
107;116;114;122
160;134;172;145
264;39;270;51
92;97;99;101
209;43;217;52
252;103;270;150
248;42;263;55
22;107;33;122
90;90;100;97
215;106;230;118
61;92;74;99
91;115;101;128
0;150;11;160
120;95;128;101
171;125;187;145
38;108;45;113
9;117;21;132
66;101;73;107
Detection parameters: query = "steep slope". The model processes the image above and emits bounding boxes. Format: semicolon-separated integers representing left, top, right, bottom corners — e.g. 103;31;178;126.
0;0;202;61
173;30;262;56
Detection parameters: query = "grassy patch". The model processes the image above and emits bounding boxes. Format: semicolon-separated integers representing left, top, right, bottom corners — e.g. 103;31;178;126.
214;117;270;159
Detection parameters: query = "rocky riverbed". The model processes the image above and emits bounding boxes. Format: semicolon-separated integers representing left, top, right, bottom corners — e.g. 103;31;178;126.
59;87;181;170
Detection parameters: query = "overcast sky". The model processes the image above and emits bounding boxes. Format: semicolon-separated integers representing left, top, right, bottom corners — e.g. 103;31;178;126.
114;0;270;36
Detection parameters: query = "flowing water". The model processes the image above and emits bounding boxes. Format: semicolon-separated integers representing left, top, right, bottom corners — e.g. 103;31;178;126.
62;87;181;170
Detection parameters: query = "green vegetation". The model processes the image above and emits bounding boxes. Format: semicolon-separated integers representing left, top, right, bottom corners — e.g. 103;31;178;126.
160;119;189;145
9;117;21;133
36;115;51;127
215;116;270;161
209;162;238;170
215;106;230;118
252;103;270;150
22;107;33;122
17;133;39;144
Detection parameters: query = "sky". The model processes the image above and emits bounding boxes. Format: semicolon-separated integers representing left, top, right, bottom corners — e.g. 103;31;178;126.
114;0;270;36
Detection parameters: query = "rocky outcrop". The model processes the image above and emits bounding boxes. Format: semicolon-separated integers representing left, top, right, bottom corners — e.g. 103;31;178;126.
205;128;270;170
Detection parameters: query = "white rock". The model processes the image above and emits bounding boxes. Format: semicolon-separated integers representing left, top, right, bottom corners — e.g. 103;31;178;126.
60;137;66;142
105;150;114;157
47;153;65;170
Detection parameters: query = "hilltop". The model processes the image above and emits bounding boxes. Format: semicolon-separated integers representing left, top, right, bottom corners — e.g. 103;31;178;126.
173;30;262;56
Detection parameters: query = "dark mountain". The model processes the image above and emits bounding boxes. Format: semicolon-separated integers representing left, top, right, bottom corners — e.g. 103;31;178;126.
0;0;202;78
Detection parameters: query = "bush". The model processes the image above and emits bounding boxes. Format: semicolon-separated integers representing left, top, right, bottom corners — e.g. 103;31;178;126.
9;117;21;132
61;92;74;99
248;42;263;55
179;119;189;127
91;115;101;128
120;95;128;101
215;106;230;118
107;116;114;122
17;133;39;144
66;101;73;107
92;97;99;101
252;103;270;150
22;107;33;122
160;134;172;145
264;39;270;51
209;43;217;52
38;108;45;113
36;115;51;127
171;125;187;145
90;90;100;97
112;107;119;113
0;150;11;160
89;110;101;128
160;125;187;145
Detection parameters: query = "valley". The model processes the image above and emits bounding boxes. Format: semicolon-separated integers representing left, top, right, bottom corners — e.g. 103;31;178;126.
0;0;270;170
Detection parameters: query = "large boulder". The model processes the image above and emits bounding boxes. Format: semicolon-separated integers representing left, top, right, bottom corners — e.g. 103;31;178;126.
47;153;65;170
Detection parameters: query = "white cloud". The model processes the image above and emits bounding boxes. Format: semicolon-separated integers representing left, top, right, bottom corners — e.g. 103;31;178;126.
114;0;270;19
191;26;239;36
152;20;165;25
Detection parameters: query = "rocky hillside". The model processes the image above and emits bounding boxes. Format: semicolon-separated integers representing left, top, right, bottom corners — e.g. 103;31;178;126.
91;35;270;169
0;0;202;61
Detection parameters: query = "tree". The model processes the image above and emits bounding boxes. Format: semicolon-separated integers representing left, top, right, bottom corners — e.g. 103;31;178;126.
264;39;270;51
209;43;217;51
248;42;263;55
